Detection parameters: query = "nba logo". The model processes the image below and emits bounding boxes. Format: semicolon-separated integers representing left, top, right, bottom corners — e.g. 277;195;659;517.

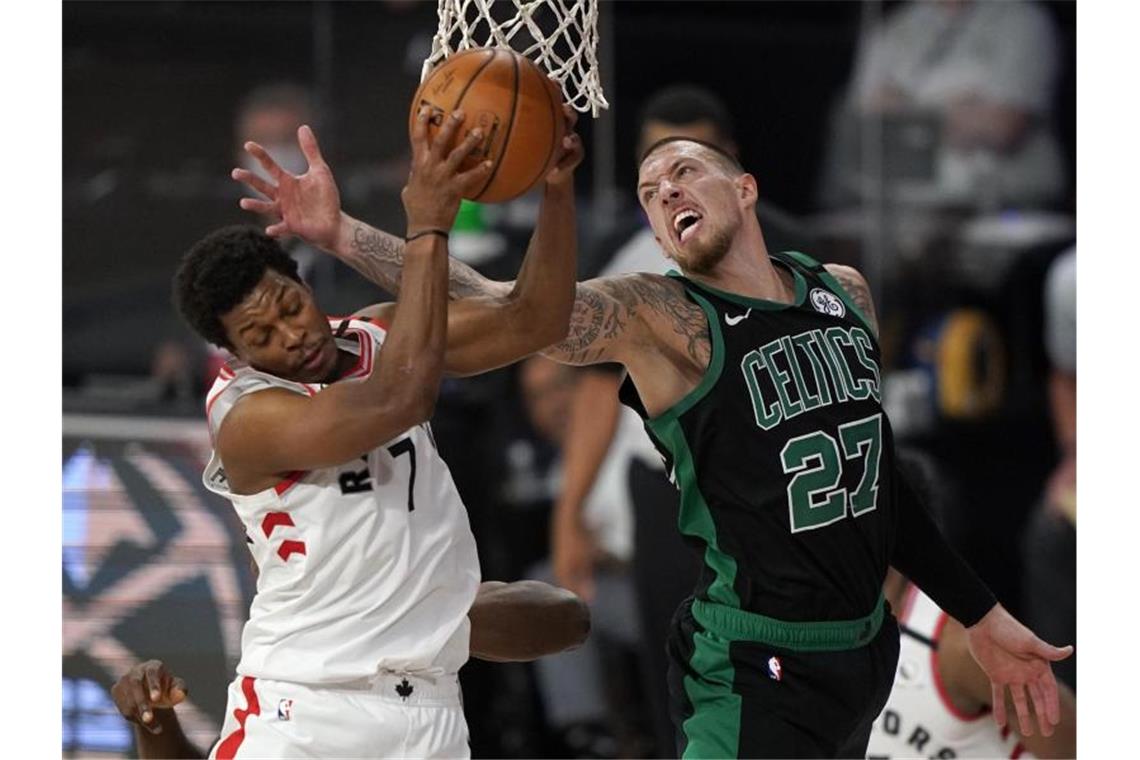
767;656;783;682
277;698;293;721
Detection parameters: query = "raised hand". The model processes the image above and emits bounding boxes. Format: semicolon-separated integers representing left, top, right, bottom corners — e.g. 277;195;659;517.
110;660;188;735
545;104;584;188
402;106;493;233
965;604;1074;737
232;125;343;250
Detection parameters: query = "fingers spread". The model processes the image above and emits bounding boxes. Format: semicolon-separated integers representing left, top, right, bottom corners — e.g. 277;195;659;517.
244;141;286;181
1036;670;1061;725
239;197;278;216
444;127;484;173
432;109;466;162
298;125;326;169
1009;683;1033;737
455;159;494;194
232;168;278;200
991;683;1007;728
410;105;431;155
1027;680;1054;736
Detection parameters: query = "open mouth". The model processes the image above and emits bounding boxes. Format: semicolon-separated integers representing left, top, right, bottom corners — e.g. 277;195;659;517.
673;208;703;244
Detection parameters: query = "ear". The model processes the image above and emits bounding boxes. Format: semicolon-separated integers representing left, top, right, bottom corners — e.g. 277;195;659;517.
736;173;758;206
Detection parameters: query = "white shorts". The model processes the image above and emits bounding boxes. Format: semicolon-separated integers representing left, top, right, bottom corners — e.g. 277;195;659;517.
208;672;469;759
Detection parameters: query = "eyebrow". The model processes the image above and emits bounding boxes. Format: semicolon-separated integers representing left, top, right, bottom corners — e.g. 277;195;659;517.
236;282;290;338
637;158;687;193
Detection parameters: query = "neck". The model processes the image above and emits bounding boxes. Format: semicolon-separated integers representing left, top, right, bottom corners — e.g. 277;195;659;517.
684;221;791;301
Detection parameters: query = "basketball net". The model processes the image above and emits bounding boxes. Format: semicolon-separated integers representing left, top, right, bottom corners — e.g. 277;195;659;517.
423;0;609;116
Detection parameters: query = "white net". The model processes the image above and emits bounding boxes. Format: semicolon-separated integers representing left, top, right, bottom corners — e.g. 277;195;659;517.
423;0;609;116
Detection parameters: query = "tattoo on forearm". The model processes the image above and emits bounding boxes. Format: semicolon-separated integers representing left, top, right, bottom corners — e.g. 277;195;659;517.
548;274;710;368
346;222;498;299
346;225;404;294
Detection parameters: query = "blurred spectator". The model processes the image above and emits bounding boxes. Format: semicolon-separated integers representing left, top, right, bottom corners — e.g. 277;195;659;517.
1020;246;1076;690
824;0;1065;210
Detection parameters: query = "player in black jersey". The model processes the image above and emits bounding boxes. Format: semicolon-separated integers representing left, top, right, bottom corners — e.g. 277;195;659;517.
234;131;1073;759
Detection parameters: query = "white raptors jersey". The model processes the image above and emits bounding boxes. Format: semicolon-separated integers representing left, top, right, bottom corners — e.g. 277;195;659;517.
866;585;1029;759
202;316;481;685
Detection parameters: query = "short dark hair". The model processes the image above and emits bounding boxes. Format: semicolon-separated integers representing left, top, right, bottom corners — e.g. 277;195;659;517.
173;226;302;349
638;136;744;176
638;85;735;143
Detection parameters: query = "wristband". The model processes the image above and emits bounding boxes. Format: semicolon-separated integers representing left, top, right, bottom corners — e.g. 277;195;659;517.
405;228;450;243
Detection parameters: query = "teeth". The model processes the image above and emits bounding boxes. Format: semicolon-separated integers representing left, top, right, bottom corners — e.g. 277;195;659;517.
673;209;700;234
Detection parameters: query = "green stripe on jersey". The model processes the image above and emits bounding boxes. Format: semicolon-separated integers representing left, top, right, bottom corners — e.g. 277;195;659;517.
646;288;740;608
681;626;741;759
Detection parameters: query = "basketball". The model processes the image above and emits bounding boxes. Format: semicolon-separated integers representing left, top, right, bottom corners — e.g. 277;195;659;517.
409;48;566;204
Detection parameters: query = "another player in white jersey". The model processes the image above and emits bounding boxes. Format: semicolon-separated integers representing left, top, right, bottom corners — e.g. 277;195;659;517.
172;105;582;758
867;572;1076;760
112;581;591;759
866;457;1075;760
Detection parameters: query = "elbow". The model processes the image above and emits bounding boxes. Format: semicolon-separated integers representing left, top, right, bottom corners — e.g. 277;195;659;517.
384;359;445;427
553;588;591;651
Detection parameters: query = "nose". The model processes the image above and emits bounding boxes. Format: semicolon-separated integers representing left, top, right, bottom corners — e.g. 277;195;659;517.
280;322;305;350
660;181;682;206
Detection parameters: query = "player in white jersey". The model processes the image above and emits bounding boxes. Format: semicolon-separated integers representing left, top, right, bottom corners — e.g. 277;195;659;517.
867;457;1075;760
867;572;1076;760
112;580;591;759
172;105;583;758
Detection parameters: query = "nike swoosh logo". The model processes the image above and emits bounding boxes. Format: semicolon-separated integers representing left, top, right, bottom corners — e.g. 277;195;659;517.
724;308;752;326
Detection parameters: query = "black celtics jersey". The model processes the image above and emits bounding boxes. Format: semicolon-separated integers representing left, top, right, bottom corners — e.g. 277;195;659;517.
620;251;897;624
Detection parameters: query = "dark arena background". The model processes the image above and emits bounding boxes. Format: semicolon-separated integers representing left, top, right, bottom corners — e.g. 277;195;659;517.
63;2;1077;757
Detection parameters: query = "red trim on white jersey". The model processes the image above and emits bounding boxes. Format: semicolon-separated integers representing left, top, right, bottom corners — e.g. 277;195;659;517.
261;512;296;538
931;613;988;722
278;540;307;562
338;328;374;380
215;676;260;760
274;471;306;495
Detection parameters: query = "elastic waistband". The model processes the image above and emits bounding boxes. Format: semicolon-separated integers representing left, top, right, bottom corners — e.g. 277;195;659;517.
324;672;462;705
691;594;886;652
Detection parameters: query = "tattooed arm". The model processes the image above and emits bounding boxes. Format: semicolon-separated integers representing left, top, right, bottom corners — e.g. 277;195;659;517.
333;216;508;300
539;272;713;424
824;264;879;337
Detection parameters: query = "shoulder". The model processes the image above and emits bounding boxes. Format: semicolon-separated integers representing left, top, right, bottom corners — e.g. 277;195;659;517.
217;387;312;458
822;263;878;334
823;263;869;287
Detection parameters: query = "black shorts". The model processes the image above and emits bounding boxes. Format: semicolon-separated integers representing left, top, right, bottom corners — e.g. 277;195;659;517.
666;597;900;759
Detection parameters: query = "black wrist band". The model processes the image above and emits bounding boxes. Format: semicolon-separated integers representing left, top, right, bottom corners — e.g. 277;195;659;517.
405;228;450;243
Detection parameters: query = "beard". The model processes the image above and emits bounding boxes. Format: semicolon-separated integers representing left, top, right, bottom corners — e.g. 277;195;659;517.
679;221;735;275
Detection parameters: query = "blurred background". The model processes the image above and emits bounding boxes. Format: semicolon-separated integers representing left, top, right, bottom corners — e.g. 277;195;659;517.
62;1;1076;757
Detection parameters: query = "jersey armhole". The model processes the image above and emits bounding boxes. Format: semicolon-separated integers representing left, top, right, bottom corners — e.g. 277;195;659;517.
644;287;725;434
778;251;878;336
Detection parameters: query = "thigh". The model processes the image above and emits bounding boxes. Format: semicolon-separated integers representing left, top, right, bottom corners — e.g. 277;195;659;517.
401;703;470;759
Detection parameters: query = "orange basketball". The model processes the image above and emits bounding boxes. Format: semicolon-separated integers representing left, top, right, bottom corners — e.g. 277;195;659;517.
409;48;566;204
